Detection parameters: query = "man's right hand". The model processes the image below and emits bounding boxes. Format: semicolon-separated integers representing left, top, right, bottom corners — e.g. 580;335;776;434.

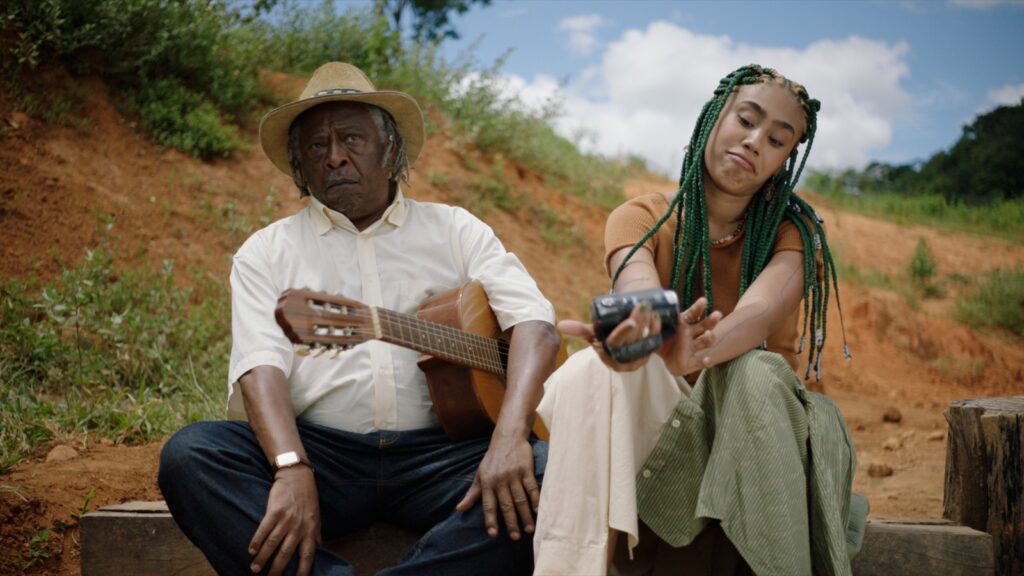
248;466;321;576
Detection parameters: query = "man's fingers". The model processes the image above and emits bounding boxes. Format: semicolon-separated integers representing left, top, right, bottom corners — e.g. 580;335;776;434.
251;523;285;574
456;477;481;513
267;533;298;576
495;485;521;541
297;538;317;576
510;481;534;534
523;475;541;512
481;486;499;537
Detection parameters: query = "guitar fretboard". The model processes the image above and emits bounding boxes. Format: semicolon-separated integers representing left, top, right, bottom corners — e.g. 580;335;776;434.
376;308;508;376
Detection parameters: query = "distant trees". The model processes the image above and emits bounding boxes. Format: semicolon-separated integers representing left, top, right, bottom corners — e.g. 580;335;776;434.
808;100;1024;205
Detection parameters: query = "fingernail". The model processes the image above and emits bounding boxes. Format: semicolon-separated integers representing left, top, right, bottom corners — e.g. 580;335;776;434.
251;563;260;573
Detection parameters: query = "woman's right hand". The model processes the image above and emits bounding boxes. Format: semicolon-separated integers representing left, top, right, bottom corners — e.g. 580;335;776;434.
557;300;663;372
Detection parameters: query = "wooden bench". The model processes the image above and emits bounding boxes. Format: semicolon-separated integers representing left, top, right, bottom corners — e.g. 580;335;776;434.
80;501;994;575
82;395;1023;575
80;500;420;575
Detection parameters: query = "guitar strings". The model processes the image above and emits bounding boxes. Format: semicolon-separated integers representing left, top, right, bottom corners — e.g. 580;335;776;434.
311;307;507;374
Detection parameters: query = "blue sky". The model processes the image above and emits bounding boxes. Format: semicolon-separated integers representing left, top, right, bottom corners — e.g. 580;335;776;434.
352;0;1024;174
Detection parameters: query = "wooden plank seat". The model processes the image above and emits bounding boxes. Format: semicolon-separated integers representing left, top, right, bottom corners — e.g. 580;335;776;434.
80;501;994;575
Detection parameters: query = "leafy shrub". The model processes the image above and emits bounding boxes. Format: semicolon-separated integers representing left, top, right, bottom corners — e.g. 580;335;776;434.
1;0;264;158
132;78;244;158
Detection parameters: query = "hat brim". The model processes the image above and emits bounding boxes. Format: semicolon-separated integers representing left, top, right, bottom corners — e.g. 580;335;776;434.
259;91;425;177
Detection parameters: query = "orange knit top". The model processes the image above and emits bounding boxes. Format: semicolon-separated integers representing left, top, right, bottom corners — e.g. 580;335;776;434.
605;192;805;372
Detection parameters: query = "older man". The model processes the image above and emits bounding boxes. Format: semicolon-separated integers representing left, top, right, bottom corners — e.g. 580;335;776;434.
159;62;560;576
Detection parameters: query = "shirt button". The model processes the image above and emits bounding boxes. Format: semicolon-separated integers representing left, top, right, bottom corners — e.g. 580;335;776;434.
671;419;681;428
642;469;652;478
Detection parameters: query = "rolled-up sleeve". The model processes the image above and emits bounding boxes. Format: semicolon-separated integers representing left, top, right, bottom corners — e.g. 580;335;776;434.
453;207;555;330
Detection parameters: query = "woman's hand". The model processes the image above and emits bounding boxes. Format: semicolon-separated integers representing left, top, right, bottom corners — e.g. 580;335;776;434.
656;297;722;377
557;300;664;372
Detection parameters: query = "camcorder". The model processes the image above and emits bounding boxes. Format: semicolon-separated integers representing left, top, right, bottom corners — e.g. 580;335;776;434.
590;289;679;363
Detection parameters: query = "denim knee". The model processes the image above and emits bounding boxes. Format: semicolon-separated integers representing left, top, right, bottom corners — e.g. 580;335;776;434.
158;421;226;491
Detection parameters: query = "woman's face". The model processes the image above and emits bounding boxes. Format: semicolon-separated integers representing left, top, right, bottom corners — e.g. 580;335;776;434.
703;82;806;199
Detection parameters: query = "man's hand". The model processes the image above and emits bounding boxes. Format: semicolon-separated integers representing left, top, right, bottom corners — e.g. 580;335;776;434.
248;466;321;576
455;431;539;541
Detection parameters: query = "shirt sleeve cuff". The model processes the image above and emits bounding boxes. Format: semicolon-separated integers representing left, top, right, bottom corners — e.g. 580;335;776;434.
493;302;556;332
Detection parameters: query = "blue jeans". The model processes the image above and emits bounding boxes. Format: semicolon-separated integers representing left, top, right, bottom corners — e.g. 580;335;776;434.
158;419;547;576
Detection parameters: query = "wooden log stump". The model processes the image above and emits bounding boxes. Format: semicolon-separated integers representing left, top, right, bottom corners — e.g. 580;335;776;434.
944;396;1024;576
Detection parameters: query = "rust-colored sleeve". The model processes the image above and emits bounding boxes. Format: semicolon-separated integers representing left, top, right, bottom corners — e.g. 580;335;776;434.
603;194;671;277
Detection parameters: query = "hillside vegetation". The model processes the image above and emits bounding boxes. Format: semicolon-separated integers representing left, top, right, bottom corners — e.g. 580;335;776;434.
806;100;1024;241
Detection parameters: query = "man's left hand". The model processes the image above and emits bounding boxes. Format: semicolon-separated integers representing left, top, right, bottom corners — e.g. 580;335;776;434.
455;431;538;540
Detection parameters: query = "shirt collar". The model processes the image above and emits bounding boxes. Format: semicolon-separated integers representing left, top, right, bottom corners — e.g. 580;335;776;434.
309;188;407;235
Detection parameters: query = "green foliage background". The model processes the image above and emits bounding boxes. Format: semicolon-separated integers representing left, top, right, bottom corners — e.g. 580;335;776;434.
805;101;1024;241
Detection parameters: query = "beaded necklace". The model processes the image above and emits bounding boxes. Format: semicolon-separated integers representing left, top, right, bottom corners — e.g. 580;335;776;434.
709;215;747;247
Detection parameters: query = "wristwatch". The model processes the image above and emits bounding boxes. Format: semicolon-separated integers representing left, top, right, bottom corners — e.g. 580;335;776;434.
273;451;311;472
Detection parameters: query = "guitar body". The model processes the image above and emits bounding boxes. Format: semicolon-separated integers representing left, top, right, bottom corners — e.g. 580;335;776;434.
416;282;550;442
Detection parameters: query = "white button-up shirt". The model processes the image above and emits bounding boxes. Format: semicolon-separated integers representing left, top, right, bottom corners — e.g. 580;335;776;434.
226;191;555;433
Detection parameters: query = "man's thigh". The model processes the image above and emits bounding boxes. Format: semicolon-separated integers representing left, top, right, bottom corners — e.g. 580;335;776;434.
381;429;547;532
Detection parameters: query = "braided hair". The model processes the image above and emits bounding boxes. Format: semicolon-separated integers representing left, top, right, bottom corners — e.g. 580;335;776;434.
611;64;849;380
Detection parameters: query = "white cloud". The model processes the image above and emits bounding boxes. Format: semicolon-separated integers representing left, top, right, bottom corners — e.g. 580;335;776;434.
558;14;605;57
506;22;911;174
987;82;1024;105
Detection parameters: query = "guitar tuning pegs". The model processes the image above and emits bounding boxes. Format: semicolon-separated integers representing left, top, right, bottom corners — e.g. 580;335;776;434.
295;345;311;357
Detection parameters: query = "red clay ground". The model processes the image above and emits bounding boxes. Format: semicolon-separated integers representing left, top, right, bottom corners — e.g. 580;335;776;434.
1;72;1022;575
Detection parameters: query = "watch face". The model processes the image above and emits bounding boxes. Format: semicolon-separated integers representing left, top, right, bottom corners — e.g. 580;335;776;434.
275;451;300;468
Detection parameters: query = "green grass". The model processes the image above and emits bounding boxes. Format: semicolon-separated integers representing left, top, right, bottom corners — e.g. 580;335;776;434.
805;189;1024;243
954;267;1024;335
0;246;229;472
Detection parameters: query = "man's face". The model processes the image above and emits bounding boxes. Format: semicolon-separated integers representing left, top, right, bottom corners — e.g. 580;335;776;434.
296;101;393;228
703;82;805;199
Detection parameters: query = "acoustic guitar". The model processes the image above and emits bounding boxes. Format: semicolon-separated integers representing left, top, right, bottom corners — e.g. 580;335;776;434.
275;281;552;442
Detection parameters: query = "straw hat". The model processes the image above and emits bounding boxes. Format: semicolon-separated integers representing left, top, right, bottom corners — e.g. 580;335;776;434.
259;62;425;176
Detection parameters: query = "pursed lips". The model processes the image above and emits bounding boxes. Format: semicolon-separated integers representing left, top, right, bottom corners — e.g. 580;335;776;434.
326;178;359;189
727;151;756;174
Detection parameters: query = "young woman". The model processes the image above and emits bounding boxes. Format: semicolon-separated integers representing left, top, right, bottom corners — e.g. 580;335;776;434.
532;65;865;575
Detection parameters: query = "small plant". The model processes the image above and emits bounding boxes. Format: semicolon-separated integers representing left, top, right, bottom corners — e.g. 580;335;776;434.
13;528;60;570
908;238;936;285
69;487;95;522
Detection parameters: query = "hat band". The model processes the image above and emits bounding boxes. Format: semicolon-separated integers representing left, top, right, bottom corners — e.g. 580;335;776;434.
313;88;365;97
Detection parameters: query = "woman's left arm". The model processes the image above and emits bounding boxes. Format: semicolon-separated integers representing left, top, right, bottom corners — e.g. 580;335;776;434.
661;250;805;376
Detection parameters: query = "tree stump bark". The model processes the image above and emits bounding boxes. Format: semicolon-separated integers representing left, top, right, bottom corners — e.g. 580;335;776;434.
944;396;1024;575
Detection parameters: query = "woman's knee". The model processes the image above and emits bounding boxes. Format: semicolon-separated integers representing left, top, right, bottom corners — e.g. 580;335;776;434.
707;350;800;406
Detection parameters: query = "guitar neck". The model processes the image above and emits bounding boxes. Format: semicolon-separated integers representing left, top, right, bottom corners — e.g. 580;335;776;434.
375;308;508;376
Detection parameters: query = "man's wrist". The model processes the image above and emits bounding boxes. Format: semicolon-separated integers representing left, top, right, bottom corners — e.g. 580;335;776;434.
273;451;313;473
